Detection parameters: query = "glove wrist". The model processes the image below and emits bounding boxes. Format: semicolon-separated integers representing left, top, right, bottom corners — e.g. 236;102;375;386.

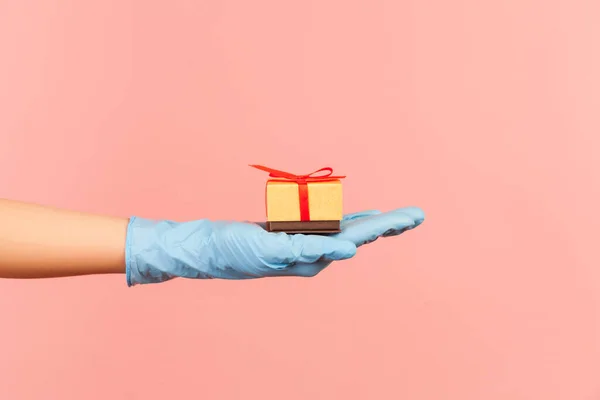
126;217;219;286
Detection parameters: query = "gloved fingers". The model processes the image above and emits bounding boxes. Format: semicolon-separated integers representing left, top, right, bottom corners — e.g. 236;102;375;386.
341;210;381;230
342;210;381;221
393;206;425;226
334;209;420;247
381;207;425;236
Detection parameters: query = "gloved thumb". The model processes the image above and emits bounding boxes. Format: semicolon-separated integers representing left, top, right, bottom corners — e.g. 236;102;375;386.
264;233;357;265
294;234;357;263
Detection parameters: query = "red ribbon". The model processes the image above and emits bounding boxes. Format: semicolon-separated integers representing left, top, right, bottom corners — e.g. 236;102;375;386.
250;165;345;221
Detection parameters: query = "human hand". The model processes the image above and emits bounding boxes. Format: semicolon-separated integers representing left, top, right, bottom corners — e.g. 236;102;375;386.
126;207;424;285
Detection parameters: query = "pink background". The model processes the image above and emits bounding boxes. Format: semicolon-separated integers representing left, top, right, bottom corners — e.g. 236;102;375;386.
1;1;599;399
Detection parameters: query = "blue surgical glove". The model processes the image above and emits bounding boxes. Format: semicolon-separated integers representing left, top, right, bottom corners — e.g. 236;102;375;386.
125;207;424;286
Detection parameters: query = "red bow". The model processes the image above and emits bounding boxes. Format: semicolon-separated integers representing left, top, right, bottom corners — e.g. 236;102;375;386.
249;165;345;182
250;165;345;221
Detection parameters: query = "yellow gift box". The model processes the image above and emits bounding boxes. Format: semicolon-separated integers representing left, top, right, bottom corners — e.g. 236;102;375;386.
250;165;344;222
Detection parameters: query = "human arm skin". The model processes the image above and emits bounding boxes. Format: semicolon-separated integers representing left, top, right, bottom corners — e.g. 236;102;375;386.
0;199;127;278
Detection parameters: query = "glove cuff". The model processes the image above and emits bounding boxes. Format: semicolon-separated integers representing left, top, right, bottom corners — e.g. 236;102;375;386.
125;216;178;286
125;217;135;286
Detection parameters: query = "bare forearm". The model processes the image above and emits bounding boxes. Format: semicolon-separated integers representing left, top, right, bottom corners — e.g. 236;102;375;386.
0;199;127;278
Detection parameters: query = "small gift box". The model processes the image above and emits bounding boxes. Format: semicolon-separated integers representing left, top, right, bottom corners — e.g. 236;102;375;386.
250;165;345;233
